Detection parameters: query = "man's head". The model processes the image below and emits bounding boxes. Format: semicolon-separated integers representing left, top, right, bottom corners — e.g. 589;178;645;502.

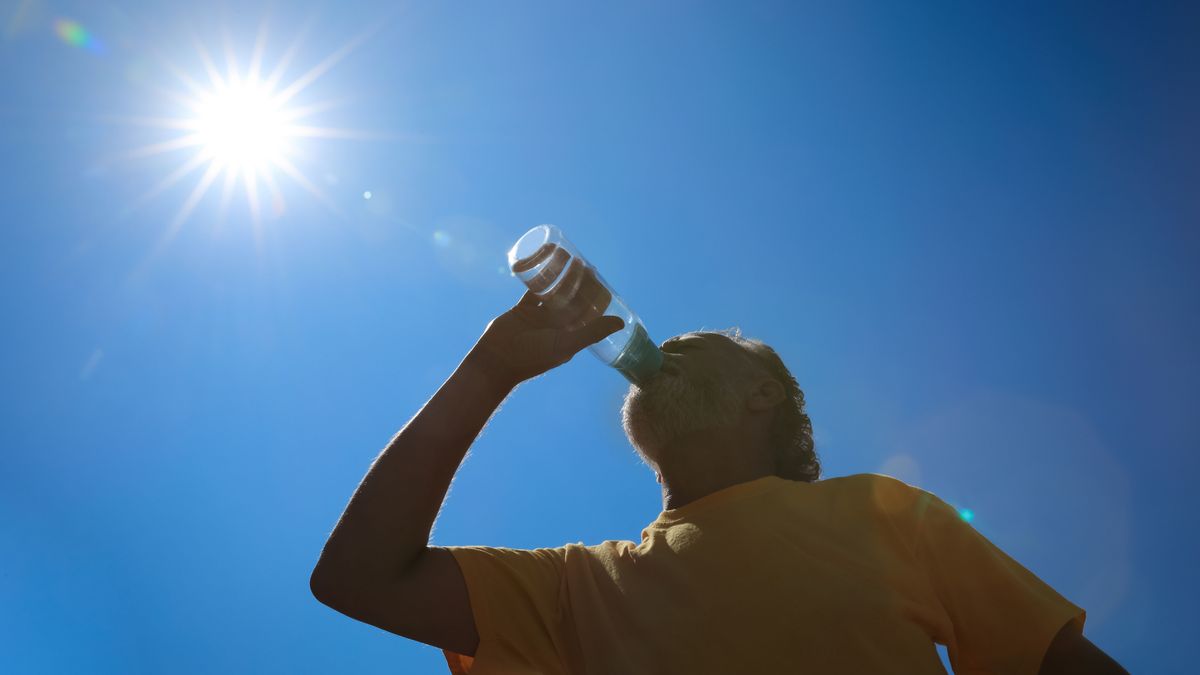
620;328;820;484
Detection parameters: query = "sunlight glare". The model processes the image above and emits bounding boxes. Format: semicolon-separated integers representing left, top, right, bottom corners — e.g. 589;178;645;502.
113;21;385;236
192;79;289;171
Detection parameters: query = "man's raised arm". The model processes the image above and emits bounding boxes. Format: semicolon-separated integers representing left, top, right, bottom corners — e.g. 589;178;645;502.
310;269;623;652
308;336;515;603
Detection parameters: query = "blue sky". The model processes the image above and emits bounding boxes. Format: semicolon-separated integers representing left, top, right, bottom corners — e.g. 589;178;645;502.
2;1;1197;672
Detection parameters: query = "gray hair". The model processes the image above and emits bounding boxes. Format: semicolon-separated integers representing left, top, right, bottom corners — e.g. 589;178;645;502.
702;328;821;483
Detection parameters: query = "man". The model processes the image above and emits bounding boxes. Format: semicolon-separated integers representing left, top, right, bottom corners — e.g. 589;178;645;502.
311;273;1127;674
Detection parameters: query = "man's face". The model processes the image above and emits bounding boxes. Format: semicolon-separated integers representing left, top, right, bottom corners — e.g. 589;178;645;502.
620;332;758;466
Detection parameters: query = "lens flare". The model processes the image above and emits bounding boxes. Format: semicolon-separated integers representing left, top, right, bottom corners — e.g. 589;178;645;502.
54;18;104;53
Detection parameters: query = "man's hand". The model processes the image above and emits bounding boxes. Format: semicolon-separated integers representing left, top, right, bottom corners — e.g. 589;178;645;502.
470;258;626;389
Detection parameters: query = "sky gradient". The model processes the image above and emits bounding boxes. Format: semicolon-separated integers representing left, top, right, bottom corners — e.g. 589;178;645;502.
2;1;1197;672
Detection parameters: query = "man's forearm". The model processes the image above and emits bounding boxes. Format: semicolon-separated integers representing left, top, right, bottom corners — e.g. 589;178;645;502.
311;344;516;591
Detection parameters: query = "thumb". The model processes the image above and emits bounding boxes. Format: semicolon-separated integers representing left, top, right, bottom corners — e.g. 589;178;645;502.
571;315;626;351
596;315;626;340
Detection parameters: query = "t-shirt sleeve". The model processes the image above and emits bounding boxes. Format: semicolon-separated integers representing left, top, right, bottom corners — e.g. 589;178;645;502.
912;491;1086;675
440;545;573;675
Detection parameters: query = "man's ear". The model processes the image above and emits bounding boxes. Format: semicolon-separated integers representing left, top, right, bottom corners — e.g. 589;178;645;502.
746;378;785;412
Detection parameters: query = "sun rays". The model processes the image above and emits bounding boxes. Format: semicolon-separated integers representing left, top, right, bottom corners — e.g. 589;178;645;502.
116;19;381;238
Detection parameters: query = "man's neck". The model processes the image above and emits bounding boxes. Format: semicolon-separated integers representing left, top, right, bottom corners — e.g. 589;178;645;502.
656;431;776;511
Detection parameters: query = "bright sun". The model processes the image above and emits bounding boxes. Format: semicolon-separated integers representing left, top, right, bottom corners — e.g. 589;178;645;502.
119;23;379;232
191;78;289;170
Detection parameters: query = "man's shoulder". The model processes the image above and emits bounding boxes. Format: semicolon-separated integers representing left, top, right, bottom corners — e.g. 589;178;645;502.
579;539;639;557
820;472;923;493
817;473;938;515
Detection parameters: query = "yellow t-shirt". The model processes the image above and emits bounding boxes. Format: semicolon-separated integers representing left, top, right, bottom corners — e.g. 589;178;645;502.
441;473;1084;674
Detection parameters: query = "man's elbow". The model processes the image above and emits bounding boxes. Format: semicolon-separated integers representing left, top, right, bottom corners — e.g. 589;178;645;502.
309;564;336;606
309;560;356;611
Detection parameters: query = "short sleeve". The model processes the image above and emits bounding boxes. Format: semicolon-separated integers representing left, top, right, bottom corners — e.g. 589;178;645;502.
914;492;1086;675
440;545;573;675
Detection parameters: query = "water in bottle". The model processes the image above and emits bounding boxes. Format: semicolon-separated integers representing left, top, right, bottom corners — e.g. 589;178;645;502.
508;224;663;385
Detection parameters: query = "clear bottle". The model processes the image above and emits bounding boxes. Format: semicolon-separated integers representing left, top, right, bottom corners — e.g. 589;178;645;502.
507;224;663;385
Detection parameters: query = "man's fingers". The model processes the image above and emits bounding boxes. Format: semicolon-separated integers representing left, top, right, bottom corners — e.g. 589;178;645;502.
515;289;542;311
568;267;612;326
541;258;585;313
540;261;613;330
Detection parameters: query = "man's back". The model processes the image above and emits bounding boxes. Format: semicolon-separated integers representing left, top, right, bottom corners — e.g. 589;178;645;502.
441;474;1083;674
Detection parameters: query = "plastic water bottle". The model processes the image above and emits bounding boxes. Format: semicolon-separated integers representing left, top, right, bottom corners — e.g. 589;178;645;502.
507;224;664;385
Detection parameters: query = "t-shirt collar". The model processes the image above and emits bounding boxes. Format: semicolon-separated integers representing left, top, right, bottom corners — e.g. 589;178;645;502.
652;474;788;526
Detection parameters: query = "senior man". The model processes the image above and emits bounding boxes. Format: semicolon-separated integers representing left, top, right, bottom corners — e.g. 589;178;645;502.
311;271;1126;674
